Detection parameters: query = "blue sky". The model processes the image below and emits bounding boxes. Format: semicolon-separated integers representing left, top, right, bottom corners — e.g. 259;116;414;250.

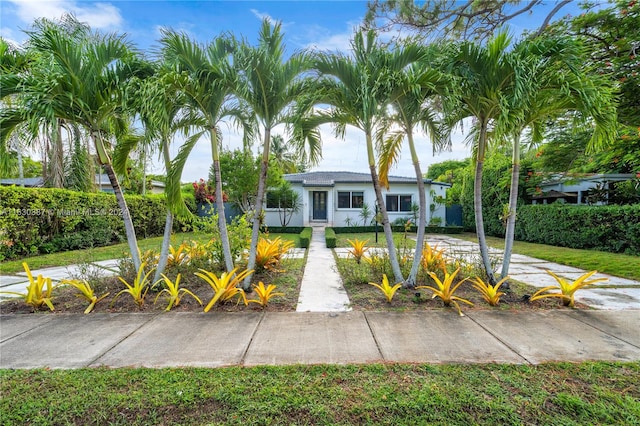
1;1;584;182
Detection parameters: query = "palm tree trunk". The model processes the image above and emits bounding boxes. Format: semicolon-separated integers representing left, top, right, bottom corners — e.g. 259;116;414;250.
244;127;271;290
154;139;174;283
405;132;426;288
501;133;521;279
49;120;64;188
12;133;24;187
210;128;234;273
475;120;496;285
103;162;142;272
367;132;404;284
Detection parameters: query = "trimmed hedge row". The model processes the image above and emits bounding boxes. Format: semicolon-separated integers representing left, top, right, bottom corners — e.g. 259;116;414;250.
331;225;464;234
299;228;312;249
264;226;312;249
325;227;337;248
0;186;193;260
514;204;640;255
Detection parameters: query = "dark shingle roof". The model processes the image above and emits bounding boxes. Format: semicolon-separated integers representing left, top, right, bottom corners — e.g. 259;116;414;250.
0;177;44;187
283;171;435;187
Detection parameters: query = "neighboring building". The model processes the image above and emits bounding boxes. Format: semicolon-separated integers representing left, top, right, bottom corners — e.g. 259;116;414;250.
263;171;449;227
1;174;165;194
531;173;636;205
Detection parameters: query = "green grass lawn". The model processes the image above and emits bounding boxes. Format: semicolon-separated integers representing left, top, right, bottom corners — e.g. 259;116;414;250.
1;362;638;425
0;232;301;275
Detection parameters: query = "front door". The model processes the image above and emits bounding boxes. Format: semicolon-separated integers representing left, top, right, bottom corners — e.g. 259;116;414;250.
312;191;327;220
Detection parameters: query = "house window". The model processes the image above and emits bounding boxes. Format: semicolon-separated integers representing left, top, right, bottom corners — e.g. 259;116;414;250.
386;194;412;212
337;191;364;209
266;192;279;209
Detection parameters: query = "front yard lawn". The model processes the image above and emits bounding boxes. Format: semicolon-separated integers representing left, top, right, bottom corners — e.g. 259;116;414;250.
1;362;638;425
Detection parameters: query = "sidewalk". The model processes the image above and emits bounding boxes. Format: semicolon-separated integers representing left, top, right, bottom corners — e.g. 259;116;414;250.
296;225;351;312
1;310;639;369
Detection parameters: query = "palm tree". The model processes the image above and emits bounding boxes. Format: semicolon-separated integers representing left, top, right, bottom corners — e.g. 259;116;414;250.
310;30;424;284
119;63;198;282
232;19;320;289
498;36;617;278
445;31;524;285
0;15;145;270
378;62;449;287
270;134;305;173
160;30;255;273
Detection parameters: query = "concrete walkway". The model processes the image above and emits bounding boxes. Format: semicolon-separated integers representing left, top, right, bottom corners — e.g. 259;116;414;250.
1;310;639;369
296;225;351;312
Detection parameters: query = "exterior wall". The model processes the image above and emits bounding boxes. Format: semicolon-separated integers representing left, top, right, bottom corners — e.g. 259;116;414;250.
263;181;449;228
263;185;305;227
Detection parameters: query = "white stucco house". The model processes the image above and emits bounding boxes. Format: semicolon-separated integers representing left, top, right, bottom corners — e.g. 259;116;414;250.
263;171;450;227
531;173;636;205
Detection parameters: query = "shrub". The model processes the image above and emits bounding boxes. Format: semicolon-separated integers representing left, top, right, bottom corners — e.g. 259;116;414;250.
330;225;463;234
325;227;336;248
299;227;312;248
0;186;192;260
515;204;640;255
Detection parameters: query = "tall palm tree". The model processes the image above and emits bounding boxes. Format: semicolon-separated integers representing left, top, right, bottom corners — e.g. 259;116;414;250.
498;36;617;278
445;31;523;285
270;134;305;173
232;19;320;289
0;15;145;270
378;62;449;287
160;30;255;273
310;30;424;284
119;64;197;282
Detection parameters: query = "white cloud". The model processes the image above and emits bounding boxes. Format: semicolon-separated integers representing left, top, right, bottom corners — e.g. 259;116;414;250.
301;20;362;53
8;0;122;29
250;8;294;30
0;27;25;46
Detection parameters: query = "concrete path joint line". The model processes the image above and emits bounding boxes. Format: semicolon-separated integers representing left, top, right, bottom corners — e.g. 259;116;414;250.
87;313;161;367
362;312;386;361
568;314;640;350
465;313;532;365
239;311;267;365
0;316;55;344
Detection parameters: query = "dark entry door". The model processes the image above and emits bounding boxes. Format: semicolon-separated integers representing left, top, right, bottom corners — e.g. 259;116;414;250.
312;191;327;220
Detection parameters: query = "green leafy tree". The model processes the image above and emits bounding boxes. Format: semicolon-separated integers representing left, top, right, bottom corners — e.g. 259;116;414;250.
209;149;284;214
426;159;470;181
365;0;573;41
554;0;640;128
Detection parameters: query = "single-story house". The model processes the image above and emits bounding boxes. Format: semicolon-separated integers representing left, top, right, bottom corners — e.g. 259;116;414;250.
263;171;450;228
531;173;635;205
1;174;165;194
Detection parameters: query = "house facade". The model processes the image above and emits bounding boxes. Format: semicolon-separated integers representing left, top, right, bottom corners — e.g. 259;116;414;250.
264;171;449;228
531;173;636;205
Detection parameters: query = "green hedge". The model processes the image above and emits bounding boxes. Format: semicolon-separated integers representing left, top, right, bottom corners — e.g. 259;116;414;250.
325;227;336;248
264;226;305;234
299;227;312;249
332;225;463;234
0;186;190;260
514;204;640;255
